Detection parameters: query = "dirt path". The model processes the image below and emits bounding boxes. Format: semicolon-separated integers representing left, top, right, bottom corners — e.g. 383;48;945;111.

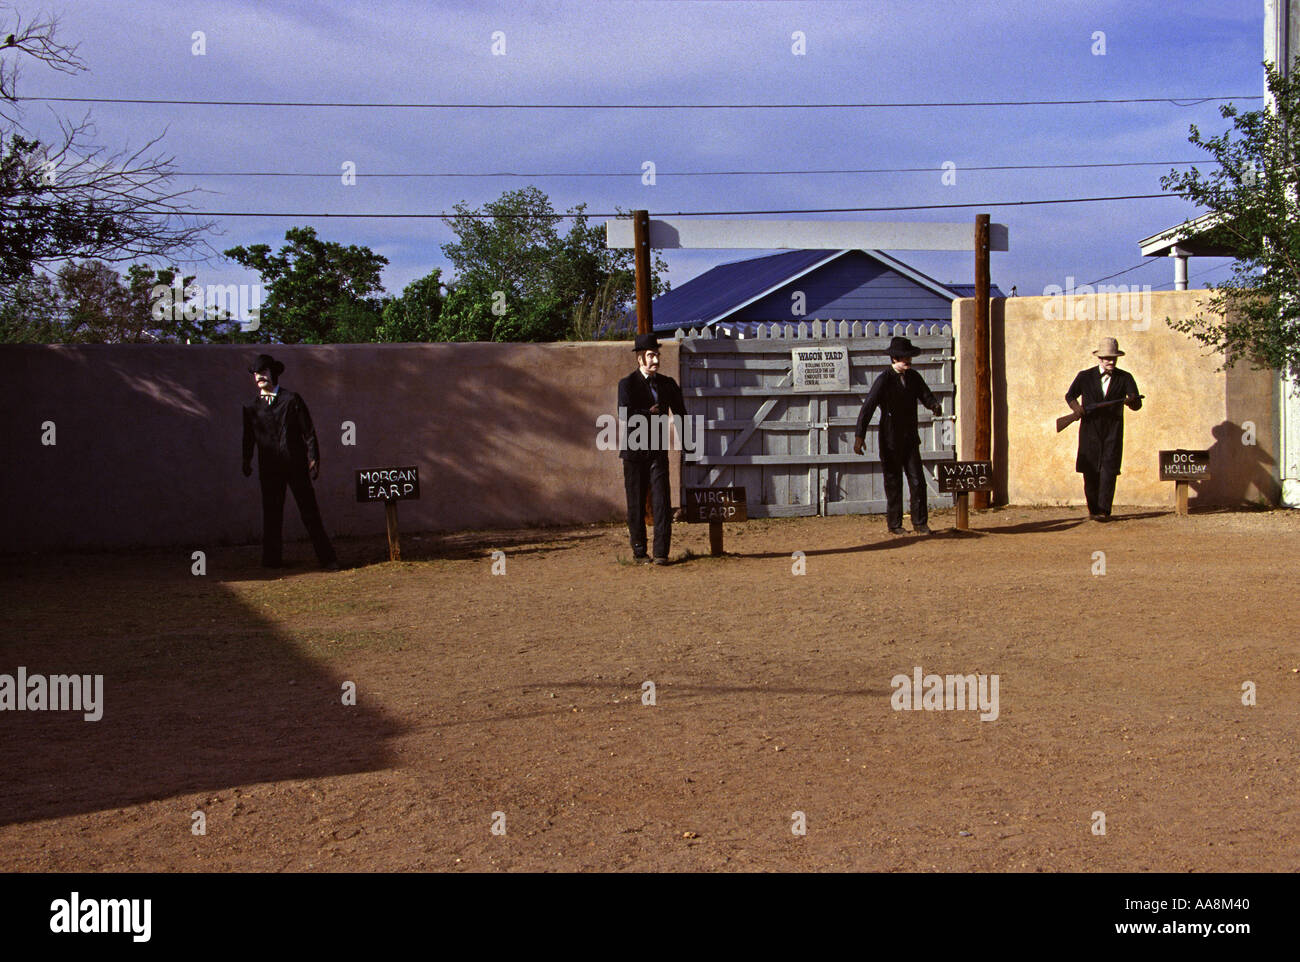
1;506;1297;871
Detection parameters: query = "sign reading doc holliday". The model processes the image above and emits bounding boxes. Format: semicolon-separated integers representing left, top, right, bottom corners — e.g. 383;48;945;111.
684;487;748;523
791;345;850;392
936;461;993;492
1159;450;1211;481
356;466;420;502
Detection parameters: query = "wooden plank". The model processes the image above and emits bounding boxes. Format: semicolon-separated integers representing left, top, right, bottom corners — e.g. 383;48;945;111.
605;218;1009;251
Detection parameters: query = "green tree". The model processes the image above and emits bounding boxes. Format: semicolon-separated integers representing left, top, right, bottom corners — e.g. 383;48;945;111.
225;227;389;343
376;268;445;341
1160;60;1300;375
439;187;668;342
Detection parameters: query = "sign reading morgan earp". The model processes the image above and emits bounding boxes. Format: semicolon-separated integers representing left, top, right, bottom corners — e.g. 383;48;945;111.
684;487;748;523
356;466;420;502
1159;450;1211;481
791;345;850;392
936;461;993;493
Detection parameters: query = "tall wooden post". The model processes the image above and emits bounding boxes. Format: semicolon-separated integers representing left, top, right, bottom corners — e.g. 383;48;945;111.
973;213;991;510
633;210;653;335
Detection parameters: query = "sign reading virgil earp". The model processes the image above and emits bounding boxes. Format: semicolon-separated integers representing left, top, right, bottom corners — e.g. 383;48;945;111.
356;466;420;502
684;487;748;522
791;345;849;392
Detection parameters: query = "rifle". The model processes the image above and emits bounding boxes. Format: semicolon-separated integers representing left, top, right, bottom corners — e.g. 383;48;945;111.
1055;395;1144;433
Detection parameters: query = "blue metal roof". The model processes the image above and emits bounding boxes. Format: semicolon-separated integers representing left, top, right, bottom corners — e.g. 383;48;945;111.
651;249;1004;332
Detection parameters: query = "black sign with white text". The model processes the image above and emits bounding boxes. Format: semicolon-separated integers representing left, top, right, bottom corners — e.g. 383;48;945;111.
355;466;420;502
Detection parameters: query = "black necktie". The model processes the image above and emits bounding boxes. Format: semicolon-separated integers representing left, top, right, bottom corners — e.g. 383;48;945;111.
647;376;659;405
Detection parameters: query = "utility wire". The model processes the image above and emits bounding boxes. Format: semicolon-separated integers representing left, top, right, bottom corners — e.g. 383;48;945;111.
19;94;1263;109
112;192;1178;219
173;160;1208;178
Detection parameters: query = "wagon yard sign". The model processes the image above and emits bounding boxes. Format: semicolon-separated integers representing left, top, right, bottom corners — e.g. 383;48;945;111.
355;466;420;561
791;344;850;392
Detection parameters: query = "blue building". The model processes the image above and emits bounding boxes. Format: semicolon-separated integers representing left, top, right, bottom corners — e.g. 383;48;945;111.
650;248;1005;336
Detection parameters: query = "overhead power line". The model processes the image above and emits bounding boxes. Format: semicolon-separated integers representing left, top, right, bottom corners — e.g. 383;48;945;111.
173;160;1207;178
120;192;1179;219
20;94;1262;110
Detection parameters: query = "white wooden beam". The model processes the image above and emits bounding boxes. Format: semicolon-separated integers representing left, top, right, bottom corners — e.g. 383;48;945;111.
606;218;1009;252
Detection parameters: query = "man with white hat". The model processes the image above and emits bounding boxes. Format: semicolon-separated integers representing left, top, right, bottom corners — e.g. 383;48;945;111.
1065;337;1143;521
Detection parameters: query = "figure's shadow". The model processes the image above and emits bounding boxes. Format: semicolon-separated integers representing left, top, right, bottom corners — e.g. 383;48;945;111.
1190;421;1280;508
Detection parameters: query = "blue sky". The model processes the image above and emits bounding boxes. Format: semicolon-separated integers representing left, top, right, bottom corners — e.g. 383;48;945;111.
11;0;1266;304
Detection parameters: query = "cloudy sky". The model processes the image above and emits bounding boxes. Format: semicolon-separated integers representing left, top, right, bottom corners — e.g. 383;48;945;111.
10;0;1267;302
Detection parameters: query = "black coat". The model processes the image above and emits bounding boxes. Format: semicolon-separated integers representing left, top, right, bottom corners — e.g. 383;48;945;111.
617;369;687;462
1066;367;1142;474
855;368;940;450
242;389;321;479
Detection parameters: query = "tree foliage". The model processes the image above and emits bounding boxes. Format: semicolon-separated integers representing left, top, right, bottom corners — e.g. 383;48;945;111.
225;227;389;343
1160;60;1300;375
438;187;667;341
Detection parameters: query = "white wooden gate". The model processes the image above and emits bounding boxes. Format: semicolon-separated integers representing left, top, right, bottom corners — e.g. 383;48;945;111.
677;321;955;517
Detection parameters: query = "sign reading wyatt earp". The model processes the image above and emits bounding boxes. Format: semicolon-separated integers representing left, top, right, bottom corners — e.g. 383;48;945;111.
791;345;850;392
936;461;993;493
684;487;748;522
1159;450;1211;481
355;466;420;502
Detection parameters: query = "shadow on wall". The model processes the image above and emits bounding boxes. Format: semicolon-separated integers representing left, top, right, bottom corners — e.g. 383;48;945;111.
0;551;408;828
1191;421;1280;507
0;343;631;552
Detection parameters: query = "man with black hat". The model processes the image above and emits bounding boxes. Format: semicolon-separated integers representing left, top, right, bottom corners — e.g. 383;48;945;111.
1065;337;1143;521
242;353;340;570
853;336;944;535
617;333;688;564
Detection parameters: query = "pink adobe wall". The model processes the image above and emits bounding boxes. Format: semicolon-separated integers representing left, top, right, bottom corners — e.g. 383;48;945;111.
0;340;681;552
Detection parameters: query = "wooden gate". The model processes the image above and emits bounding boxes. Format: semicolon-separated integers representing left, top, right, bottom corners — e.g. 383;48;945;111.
677;321;955;517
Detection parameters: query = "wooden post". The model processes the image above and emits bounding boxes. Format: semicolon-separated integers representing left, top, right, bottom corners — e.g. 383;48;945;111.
709;521;723;556
633;209;653;335
633;209;656;523
385;501;400;561
973;213;991;510
955;491;969;530
1175;480;1189;516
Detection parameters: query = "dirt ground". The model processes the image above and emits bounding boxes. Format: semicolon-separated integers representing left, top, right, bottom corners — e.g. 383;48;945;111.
1;505;1298;872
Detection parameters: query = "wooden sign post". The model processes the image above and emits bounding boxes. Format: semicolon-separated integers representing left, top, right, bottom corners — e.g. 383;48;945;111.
355;466;420;561
1158;450;1210;516
683;487;748;556
937;461;993;530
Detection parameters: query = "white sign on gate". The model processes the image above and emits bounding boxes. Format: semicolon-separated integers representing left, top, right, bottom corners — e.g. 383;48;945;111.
791;345;850;392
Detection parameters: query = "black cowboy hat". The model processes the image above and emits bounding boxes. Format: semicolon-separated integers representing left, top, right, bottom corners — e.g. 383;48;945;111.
248;353;285;377
881;336;922;358
633;333;662;352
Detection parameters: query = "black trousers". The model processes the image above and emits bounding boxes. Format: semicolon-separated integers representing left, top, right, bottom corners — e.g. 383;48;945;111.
623;455;671;558
1082;465;1119;517
260;468;337;566
881;443;928;530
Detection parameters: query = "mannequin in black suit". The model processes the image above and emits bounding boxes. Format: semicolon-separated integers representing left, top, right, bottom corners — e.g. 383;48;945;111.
854;336;943;535
617;333;687;564
241;353;340;569
1065;337;1143;520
